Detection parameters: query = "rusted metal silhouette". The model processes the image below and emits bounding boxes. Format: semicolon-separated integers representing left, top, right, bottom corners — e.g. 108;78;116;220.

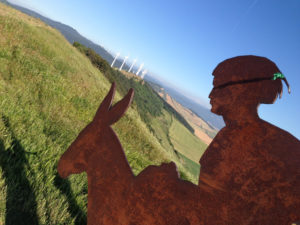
58;56;300;225
199;55;300;224
57;83;223;225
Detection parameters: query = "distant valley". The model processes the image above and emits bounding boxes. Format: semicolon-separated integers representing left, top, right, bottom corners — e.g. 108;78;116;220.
156;87;217;144
145;75;225;130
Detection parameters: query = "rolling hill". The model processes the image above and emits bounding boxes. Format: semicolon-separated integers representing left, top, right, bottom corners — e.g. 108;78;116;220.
72;41;207;179
1;0;225;132
0;0;129;70
145;75;225;130
155;87;218;143
0;3;207;224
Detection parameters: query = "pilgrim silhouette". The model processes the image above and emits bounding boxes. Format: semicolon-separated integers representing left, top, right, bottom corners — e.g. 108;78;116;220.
199;55;300;224
57;55;300;225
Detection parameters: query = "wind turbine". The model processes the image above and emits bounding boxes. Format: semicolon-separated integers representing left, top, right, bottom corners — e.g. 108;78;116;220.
119;56;129;71
111;52;120;67
128;59;137;73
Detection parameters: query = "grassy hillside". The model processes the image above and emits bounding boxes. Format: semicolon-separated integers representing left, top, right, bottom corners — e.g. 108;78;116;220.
170;118;207;164
72;42;206;182
0;3;209;224
73;41;195;134
0;3;194;224
150;80;218;140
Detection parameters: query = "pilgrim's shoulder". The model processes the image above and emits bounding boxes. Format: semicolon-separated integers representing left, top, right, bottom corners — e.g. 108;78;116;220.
258;119;300;143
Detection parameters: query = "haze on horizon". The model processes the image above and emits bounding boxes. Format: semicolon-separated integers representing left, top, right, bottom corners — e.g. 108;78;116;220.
6;0;300;139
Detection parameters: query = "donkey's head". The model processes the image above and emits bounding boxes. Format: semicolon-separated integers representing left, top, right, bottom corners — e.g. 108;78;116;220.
57;83;134;178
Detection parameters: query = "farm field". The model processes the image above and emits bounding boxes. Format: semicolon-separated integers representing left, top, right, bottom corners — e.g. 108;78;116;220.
169;117;207;164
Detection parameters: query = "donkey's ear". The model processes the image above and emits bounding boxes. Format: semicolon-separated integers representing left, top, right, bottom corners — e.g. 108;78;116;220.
93;82;116;122
107;88;134;125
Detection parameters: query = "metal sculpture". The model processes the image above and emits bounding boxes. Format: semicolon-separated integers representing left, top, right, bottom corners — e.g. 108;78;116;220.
57;83;222;225
58;55;300;225
199;55;300;224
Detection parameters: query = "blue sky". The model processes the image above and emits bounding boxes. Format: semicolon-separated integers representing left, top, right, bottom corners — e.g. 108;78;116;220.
8;0;300;139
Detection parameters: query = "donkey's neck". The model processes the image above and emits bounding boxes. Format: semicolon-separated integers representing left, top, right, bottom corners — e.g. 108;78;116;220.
86;128;134;224
87;128;134;190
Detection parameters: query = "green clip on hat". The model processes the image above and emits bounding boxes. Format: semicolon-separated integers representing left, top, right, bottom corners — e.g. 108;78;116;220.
272;72;291;94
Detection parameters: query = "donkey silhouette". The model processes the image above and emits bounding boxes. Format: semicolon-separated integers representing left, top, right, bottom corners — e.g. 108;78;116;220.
58;55;300;225
57;83;223;225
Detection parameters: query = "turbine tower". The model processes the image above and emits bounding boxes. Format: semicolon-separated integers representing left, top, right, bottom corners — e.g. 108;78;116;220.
136;63;144;76
111;52;120;67
119;56;129;71
128;59;137;73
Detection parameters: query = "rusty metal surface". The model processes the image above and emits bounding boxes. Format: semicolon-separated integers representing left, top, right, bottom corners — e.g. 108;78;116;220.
58;56;300;225
57;83;223;225
199;56;300;224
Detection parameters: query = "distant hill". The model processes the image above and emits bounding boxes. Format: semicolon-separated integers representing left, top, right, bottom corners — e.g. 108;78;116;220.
163;86;225;130
1;0;129;70
72;42;207;170
2;0;224;130
155;87;218;143
145;76;225;130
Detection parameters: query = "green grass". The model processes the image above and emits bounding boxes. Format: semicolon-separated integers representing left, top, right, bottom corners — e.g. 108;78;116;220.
0;3;209;224
72;41;203;182
175;151;201;179
72;41;195;134
0;3;175;224
147;110;202;183
169;117;207;164
149;110;174;153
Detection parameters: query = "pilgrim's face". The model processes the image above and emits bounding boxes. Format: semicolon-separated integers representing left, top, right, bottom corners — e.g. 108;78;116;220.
209;86;230;115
